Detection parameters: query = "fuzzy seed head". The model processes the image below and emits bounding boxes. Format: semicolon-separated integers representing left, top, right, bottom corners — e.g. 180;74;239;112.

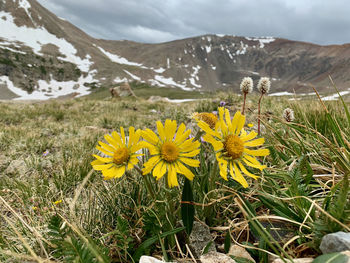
257;77;271;94
283;108;295;122
240;77;253;94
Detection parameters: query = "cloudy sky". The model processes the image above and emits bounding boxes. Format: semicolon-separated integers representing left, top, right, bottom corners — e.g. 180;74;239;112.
36;0;350;45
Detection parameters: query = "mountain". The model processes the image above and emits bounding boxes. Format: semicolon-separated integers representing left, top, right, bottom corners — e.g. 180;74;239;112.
1;0;350;100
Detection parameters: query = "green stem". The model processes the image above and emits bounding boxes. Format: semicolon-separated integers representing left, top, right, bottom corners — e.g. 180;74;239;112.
135;165;156;200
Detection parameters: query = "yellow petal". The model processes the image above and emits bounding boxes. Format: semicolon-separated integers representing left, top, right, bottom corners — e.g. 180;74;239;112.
203;134;223;151
92;163;114;171
180;157;200;167
120;127;126;144
91;159;103;166
233;162;248;188
98;141;116;152
167;164;179;187
156;121;166;141
243;156;266;170
237;161;259;180
218;159;228;180
139;141;159;155
153;161;167;180
197;121;219;137
142;129;160;145
224;108;233;133
241;131;258;142
128;127;135;147
178;138;200;152
104;134;119;148
93;154;113;163
176;162;195;180
96;145;114;156
142;156;161;174
102;166;125;180
111;131;123;146
231;111;240;135
180;149;200;157
235;112;246;136
244;138;265;147
244;148;270;156
164;119;177;141
175;126;191;144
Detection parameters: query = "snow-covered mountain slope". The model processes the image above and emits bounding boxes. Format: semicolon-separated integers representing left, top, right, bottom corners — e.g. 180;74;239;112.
2;0;350;100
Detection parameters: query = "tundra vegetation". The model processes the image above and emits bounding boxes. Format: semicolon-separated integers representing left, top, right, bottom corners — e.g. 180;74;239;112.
0;80;349;263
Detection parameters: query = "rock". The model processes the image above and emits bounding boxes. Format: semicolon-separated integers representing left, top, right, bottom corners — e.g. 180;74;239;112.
320;231;350;253
200;252;236;263
5;159;27;176
228;245;255;262
110;82;135;98
139;256;175;263
148;96;169;103
340;251;350;262
271;258;313;263
189;221;216;258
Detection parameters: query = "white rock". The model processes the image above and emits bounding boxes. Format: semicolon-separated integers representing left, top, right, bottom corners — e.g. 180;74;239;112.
200;252;236;263
320;232;350;253
271;258;313;263
139;256;171;263
228;245;255;262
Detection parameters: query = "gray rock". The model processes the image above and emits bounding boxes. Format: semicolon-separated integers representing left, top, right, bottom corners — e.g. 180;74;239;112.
271;258;313;263
5;159;27;176
200;252;236;263
320;231;350;253
228;245;255;262
189;221;216;258
139;256;176;263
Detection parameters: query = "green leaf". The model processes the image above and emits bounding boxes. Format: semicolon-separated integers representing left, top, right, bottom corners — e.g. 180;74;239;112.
181;178;195;235
224;231;231;254
312;252;348;263
203;241;213;255
132;226;185;261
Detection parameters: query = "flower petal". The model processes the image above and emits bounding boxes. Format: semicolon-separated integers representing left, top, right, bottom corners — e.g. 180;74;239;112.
244;148;270;156
180;157;200;167
176;162;195;181
237;161;259;179
153;161;167;180
156;121;166;141
164;119;177;141
142;129;159;145
167;164;179;187
244;138;265;147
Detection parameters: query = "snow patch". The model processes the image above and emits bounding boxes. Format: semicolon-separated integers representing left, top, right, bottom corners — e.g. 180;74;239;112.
245;37;275;48
321;91;350;101
114;77;128;83
154;75;193;91
123;70;141;81
96;46;143;67
167;58;170;68
205;45;212;53
0;46;26;54
153;67;166;73
1;71;98;100
269;91;294;96
0;11;92;72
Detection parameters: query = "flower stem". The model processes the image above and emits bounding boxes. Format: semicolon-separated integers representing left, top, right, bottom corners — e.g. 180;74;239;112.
242;93;247;115
135;165;156;200
258;93;263;135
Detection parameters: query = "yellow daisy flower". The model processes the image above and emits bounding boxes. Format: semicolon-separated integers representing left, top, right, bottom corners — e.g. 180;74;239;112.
192;112;218;129
142;120;200;188
197;107;269;188
91;127;143;180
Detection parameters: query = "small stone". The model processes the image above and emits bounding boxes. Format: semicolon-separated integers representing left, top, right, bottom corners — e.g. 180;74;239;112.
228;245;255;262
320;231;350;253
5;159;27;176
189;221;216;258
271;258;313;263
200;252;236;263
139;256;170;263
340;251;350;263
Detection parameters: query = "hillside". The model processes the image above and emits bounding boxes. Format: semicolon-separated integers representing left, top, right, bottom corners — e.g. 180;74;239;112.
1;0;350;100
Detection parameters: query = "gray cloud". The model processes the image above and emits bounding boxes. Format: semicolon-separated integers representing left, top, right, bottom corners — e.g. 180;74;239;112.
37;0;350;45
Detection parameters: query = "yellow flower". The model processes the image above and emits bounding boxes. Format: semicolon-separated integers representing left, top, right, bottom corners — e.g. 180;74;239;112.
91;127;143;180
197;107;269;188
248;123;254;128
142;120;200;187
53;200;62;205
192;112;218;129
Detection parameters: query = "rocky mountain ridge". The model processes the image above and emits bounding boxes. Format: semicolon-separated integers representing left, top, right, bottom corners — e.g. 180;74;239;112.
1;0;350;100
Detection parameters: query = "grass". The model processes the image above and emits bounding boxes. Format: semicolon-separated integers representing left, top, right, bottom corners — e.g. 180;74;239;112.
86;81;209;100
0;91;349;262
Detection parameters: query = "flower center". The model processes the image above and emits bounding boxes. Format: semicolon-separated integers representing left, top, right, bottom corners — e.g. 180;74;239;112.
223;134;244;160
198;113;218;129
161;142;179;163
113;147;129;165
